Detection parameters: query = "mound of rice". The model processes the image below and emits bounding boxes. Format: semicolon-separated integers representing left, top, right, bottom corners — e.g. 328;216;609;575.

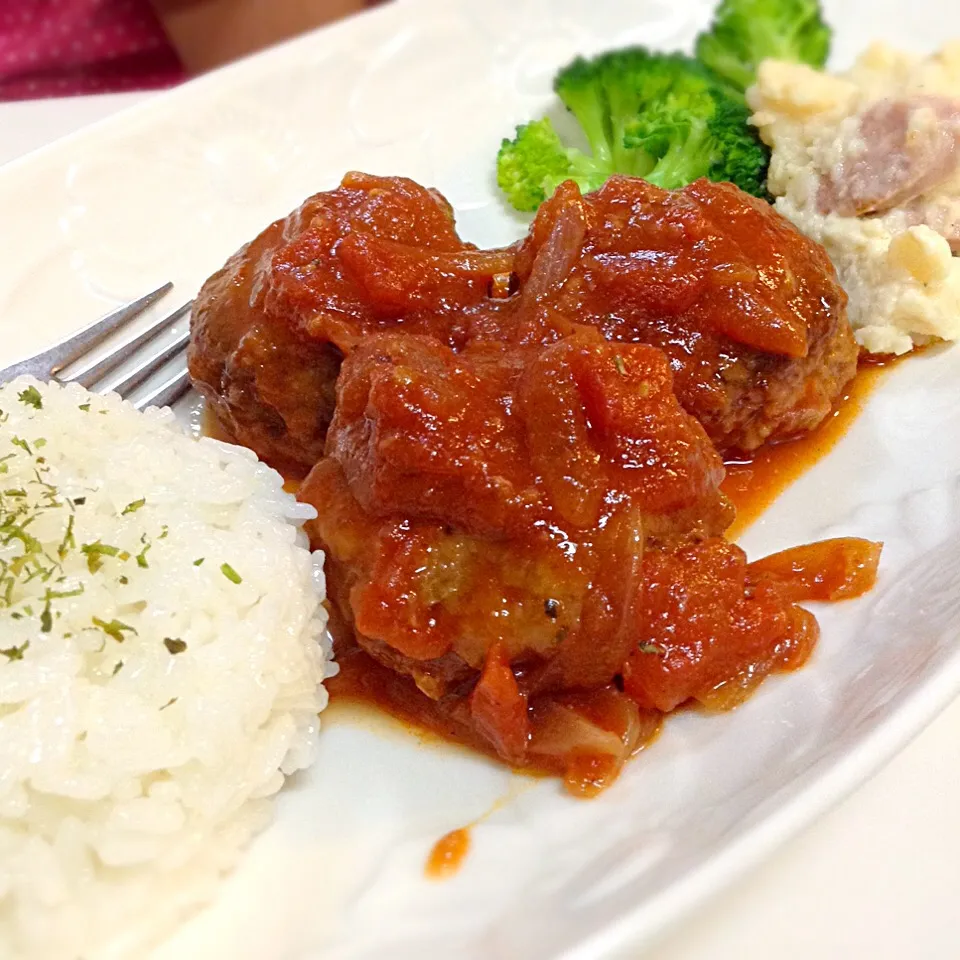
0;377;333;959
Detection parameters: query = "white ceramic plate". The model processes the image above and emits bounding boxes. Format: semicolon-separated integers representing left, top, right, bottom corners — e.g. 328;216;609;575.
2;1;959;957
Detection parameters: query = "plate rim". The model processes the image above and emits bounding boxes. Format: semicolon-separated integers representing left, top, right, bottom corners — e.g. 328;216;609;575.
1;2;958;956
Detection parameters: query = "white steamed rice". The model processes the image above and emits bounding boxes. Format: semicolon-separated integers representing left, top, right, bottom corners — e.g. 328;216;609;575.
0;377;333;959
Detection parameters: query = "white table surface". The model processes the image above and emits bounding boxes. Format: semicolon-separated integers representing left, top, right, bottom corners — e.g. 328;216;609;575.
3;91;960;960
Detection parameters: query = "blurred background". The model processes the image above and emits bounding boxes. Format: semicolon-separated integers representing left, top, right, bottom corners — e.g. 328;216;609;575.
0;0;384;101
156;0;382;72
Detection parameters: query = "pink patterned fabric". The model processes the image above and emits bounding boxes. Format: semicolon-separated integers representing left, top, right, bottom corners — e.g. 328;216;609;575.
0;0;185;101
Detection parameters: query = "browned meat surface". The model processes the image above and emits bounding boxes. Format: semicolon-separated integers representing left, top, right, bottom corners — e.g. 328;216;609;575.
190;172;857;469
189;171;881;795
305;328;731;698
188;172;514;471
188;207;341;472
513;177;857;454
302;326;881;793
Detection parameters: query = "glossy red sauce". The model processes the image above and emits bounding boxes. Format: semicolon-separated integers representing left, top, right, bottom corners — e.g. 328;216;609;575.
206;359;886;540
203;359;885;794
722;360;889;537
193;172;886;798
426;828;472;880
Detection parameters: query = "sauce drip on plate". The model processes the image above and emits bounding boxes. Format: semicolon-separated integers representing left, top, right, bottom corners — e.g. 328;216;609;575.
722;360;890;537
201;356;887;792
426;828;472;880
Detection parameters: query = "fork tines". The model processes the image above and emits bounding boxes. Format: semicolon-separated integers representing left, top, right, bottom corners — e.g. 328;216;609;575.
0;283;193;411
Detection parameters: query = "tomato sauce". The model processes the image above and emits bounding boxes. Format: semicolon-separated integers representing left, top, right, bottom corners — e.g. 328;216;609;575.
203;360;886;789
426;828;472;879
204;358;890;541
723;361;889;538
191;172;887;797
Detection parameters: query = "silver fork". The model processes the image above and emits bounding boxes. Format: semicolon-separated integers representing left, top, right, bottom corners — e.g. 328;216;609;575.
0;283;193;410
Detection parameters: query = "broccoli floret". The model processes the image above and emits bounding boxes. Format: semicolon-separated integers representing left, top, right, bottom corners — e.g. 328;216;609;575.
552;56;618;169
554;50;716;176
622;91;714;191
695;0;831;94
496;119;610;213
497;47;769;211
623;81;770;195
496;49;689;212
497;48;770;212
707;95;771;197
